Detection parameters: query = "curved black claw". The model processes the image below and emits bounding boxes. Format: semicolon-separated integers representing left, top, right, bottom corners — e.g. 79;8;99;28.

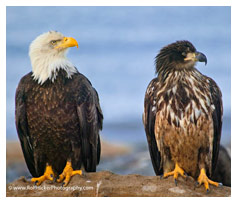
160;175;164;180
62;182;65;187
53;177;57;183
206;188;210;194
195;181;200;187
218;183;223;187
174;178;178;186
34;180;38;186
26;176;32;181
82;172;86;178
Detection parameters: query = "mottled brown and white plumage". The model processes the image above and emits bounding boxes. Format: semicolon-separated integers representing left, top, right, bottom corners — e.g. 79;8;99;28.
143;41;223;190
15;31;103;185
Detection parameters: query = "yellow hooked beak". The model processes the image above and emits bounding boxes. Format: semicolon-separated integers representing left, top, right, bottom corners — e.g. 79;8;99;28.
55;37;79;49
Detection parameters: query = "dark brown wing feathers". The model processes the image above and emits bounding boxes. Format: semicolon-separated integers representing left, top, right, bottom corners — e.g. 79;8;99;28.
208;77;223;176
144;79;162;175
76;80;103;171
15;74;45;177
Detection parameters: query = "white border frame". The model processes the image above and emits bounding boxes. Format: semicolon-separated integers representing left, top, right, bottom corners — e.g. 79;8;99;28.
1;0;235;201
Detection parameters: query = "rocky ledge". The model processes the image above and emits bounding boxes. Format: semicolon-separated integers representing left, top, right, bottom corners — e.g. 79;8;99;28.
6;171;230;197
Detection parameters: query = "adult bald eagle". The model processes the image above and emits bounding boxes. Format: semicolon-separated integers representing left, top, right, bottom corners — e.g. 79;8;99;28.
143;41;223;192
15;31;103;186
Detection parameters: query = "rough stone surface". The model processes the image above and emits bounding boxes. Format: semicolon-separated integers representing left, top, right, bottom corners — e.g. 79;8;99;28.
6;171;230;197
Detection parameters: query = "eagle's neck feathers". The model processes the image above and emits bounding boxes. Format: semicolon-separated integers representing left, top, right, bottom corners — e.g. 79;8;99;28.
30;50;77;85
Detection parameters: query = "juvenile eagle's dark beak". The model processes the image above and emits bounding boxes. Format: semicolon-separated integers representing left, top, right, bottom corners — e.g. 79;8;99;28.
195;51;207;65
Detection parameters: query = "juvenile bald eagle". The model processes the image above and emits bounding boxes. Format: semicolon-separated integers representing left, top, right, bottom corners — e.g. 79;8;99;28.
143;40;223;192
15;31;103;186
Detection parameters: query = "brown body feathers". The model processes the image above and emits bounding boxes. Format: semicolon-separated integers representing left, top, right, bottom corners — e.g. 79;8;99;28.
16;69;103;177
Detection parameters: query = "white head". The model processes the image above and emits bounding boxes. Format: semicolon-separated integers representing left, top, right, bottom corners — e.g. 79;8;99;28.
29;31;79;84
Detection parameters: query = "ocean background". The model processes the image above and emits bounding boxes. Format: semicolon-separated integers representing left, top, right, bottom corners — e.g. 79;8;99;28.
6;6;231;179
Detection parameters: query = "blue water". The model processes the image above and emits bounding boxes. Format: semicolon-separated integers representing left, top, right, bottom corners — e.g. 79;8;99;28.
6;6;231;146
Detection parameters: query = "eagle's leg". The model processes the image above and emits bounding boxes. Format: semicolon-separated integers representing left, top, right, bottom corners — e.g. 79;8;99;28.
196;168;222;192
31;164;54;186
57;161;82;186
162;162;187;185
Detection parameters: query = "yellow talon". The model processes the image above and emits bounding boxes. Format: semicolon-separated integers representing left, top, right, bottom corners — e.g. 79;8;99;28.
31;165;54;186
197;168;221;192
162;163;187;185
57;161;82;186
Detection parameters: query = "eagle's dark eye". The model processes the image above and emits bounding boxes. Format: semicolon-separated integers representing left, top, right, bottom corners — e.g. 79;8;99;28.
50;40;57;45
182;52;186;57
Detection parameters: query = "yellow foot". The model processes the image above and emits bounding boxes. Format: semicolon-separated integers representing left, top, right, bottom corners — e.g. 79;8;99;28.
196;168;222;192
161;163;187;185
31;165;54;186
57;161;82;186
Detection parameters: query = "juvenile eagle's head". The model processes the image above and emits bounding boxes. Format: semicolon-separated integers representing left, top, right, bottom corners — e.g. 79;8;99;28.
29;31;79;84
155;40;207;76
